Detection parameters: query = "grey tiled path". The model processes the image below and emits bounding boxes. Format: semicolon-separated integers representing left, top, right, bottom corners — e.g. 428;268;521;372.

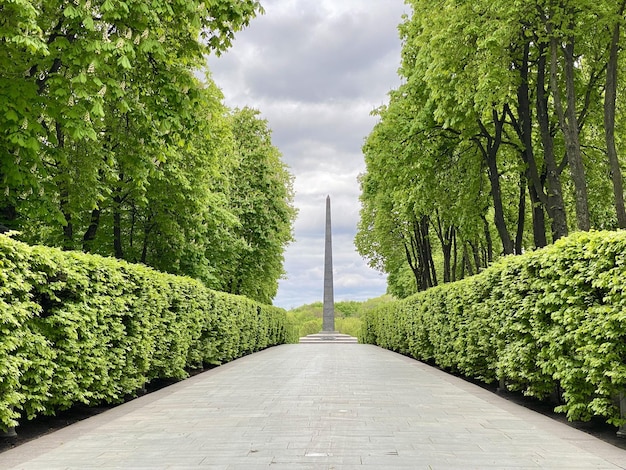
1;344;626;469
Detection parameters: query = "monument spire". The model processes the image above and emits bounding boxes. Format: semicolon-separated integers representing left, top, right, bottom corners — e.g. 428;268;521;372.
322;195;335;332
297;195;356;342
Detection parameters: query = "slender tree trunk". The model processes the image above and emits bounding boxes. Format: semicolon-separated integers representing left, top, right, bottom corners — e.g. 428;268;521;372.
422;217;437;287
485;154;513;255
403;215;437;291
82;208;100;252
469;240;481;271
60;187;73;250
56;123;74;250
550;34;590;231
605;1;626;228
528;172;548;247
416;216;436;289
0;204;17;232
402;228;421;292
481;215;493;264
477;110;514;255
442;241;451;283
113;193;123;259
129;204;137;251
451;230;458;282
141;224;151;264
463;243;474;276
403;238;421;292
536;46;569;240
511;41;548;247
434;213;454;283
515;172;526;254
441;226;453;284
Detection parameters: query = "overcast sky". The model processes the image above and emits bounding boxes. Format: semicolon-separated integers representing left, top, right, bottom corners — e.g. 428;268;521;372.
207;0;409;309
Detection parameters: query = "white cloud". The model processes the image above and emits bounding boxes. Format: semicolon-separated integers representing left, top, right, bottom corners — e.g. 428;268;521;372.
207;0;408;308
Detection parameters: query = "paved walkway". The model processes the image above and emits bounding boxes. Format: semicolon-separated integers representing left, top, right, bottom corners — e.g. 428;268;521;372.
1;344;626;469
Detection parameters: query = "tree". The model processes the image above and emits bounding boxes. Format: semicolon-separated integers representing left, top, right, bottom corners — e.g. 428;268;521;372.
219;108;297;304
359;0;626;296
1;1;300;306
357;82;490;293
1;0;263;241
603;0;626;228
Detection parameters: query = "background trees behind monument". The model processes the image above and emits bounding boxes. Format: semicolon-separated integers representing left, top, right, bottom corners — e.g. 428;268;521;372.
0;0;296;304
286;297;394;339
357;0;626;297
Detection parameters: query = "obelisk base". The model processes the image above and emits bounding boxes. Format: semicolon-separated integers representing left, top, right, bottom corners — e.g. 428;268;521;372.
299;332;358;343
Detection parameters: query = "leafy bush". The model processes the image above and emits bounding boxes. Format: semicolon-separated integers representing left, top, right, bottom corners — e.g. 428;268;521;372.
335;317;362;338
286;296;394;340
0;236;289;432
362;231;626;426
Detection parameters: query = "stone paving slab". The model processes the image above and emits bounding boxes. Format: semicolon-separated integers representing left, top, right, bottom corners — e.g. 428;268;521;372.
1;344;625;469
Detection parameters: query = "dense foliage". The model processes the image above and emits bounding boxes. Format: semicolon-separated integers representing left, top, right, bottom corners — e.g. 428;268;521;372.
0;235;289;432
362;230;626;426
358;0;626;296
0;0;296;304
287;297;394;339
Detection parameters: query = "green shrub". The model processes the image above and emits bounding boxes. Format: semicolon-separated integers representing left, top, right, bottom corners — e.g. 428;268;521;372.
299;319;322;337
362;230;626;426
335;317;361;338
0;235;289;432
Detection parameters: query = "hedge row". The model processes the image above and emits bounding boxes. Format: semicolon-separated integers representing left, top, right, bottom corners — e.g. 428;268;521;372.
0;235;291;432
362;230;626;426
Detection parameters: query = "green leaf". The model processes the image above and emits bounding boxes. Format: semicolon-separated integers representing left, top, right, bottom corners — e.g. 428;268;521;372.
117;55;132;69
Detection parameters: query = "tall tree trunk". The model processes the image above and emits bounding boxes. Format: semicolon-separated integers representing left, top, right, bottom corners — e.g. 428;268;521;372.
403;237;422;292
434;213;454;283
129;204;137;251
550;33;590;231
451;230;458;282
113;192;123;259
477;110;514;255
0;204;17;232
82;208;100;252
421;216;437;287
469;240;481;271
402;227;422;292
510;40;548;248
528;171;548;247
481;215;493;263
141;224;151;264
415;216;436;289
605;0;626;228
463;243;474;276
536;46;569;240
56;123;74;250
60;187;73;250
402;215;436;291
515;172;526;254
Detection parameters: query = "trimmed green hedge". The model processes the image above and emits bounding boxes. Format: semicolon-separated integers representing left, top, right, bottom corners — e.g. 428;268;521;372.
362;230;626;426
0;235;292;432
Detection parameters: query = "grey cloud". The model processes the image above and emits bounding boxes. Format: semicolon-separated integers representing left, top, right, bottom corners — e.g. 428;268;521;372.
293;187;361;239
210;1;405;103
246;99;381;165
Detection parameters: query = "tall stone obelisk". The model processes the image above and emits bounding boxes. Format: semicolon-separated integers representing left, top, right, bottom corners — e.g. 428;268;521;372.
322;195;335;332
